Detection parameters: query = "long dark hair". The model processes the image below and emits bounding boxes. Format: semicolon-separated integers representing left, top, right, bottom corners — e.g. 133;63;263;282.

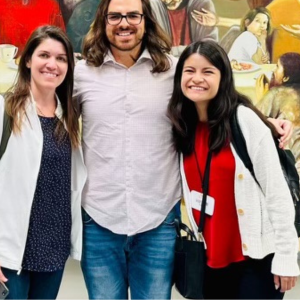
167;40;276;155
5;25;80;148
82;0;172;73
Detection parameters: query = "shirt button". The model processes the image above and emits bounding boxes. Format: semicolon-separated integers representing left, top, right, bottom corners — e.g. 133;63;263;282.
242;243;248;251
237;209;244;216
238;173;244;180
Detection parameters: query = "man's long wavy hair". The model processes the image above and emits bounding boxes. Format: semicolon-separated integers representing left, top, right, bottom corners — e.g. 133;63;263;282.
4;25;80;148
167;40;277;155
82;0;172;73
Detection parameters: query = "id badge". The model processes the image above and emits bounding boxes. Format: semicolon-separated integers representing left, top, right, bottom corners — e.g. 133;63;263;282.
190;190;215;216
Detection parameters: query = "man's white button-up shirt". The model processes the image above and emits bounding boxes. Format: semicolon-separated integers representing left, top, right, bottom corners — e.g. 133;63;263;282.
74;49;181;235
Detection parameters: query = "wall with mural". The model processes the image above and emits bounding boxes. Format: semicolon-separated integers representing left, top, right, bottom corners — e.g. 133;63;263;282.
1;0;300;171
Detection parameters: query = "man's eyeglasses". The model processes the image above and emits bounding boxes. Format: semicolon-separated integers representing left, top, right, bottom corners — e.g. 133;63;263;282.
105;13;144;26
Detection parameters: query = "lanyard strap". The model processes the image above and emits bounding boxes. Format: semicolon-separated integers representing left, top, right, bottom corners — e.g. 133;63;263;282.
193;150;212;234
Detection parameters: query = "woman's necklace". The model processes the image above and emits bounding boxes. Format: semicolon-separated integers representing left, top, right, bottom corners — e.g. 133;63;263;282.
36;104;56;117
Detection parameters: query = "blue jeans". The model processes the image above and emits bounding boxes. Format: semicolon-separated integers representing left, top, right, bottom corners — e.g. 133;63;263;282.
81;207;177;299
2;267;64;299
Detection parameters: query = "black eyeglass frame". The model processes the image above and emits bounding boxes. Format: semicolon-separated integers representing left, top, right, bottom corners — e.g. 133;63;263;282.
105;13;145;26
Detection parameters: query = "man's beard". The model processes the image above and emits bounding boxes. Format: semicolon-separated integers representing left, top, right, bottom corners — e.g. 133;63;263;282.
162;0;184;10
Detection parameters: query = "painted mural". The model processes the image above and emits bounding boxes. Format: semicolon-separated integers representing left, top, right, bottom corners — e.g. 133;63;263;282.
1;0;300;172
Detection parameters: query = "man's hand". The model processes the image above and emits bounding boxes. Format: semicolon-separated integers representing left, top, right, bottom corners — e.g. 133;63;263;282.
274;275;297;292
280;24;300;39
191;8;218;27
267;118;293;148
74;52;83;64
0;266;8;283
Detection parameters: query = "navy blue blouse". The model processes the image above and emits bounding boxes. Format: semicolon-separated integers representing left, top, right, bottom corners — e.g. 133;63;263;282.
22;116;72;272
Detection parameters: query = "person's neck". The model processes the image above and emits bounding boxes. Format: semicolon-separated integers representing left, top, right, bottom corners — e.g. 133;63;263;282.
110;45;142;68
30;87;57;117
195;103;208;122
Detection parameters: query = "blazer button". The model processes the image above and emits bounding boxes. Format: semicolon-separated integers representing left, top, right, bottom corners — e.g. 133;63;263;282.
238;173;244;180
242;243;248;251
237;209;244;216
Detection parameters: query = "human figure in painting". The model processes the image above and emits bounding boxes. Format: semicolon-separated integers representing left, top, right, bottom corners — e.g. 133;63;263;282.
66;0;100;53
192;0;300;63
266;0;300;62
247;0;273;7
59;0;83;25
0;0;65;56
256;52;300;177
150;0;218;56
227;7;271;64
192;0;273;29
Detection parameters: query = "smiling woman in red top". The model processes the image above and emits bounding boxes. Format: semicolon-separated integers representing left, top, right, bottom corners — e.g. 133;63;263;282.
168;40;299;299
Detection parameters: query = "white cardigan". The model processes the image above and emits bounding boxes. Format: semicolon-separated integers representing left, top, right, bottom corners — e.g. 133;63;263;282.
0;95;87;272
181;106;300;276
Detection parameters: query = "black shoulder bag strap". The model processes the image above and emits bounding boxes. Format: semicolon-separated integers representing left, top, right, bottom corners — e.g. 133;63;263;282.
0;110;12;160
230;108;260;186
197;151;212;240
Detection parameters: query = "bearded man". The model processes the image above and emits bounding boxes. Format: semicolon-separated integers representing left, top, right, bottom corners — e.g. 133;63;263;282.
150;0;218;56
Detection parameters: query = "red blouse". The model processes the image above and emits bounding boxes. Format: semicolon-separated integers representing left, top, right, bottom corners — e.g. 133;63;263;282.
183;122;246;268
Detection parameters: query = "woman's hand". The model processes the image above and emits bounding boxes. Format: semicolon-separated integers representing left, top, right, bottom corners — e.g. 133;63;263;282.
267;118;293;148
261;52;270;64
0;266;8;282
256;73;269;101
274;275;297;292
191;8;218;27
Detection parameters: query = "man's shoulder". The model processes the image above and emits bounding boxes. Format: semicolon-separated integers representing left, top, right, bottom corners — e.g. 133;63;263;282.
143;48;178;72
163;54;178;75
75;59;88;69
167;53;179;66
74;59;99;81
75;59;97;72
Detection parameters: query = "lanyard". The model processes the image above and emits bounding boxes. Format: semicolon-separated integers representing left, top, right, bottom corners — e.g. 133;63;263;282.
193;150;204;186
193;149;212;234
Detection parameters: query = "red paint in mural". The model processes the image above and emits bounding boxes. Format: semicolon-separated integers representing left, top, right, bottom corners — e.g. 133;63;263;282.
0;0;65;56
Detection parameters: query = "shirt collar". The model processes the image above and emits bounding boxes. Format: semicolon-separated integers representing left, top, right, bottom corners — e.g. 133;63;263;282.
103;48;153;66
29;90;63;119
